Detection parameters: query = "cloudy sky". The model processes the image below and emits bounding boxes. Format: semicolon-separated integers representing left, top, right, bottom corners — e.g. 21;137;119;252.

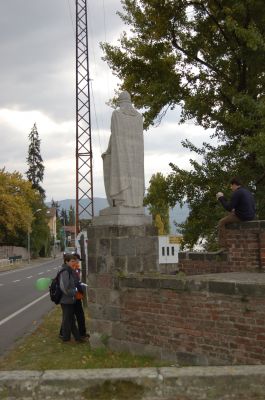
0;0;211;202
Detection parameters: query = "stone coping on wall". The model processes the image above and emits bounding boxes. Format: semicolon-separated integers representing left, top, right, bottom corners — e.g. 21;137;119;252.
118;272;265;296
226;219;265;230
1;366;265;399
178;250;229;262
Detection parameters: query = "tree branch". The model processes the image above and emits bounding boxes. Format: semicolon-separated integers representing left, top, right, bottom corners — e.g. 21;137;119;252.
171;30;220;75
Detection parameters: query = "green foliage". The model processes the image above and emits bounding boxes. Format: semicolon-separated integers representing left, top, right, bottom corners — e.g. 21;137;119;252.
155;214;165;235
0;168;50;255
26;123;45;198
103;0;265;248
0;169;37;244
30;208;51;258
144;173;170;234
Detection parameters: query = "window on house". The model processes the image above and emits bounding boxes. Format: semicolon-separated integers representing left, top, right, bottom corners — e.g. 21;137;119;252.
162;247;165;256
167;247;170;256
171;247;174;256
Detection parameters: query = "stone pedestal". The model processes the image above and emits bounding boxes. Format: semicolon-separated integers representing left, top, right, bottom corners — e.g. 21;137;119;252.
92;206;152;227
86;224;158;274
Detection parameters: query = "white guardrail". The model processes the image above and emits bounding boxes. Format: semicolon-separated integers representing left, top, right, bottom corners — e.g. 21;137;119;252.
0;258;23;269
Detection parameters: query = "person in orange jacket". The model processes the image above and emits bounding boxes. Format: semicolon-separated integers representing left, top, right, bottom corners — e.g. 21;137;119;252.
72;254;89;339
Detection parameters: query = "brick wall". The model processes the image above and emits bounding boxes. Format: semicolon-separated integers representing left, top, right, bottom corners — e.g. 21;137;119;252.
87;274;265;366
178;220;265;275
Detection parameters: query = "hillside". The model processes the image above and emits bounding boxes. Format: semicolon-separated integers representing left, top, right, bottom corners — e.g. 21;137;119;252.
47;198;189;233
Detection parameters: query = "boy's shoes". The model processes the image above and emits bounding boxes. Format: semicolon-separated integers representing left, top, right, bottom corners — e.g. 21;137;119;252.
75;338;86;343
59;334;71;342
80;333;90;339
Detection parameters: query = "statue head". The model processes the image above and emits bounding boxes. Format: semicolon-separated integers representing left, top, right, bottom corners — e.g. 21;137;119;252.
117;91;131;105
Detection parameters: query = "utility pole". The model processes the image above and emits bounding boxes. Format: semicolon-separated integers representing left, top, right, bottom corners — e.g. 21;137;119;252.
75;0;94;235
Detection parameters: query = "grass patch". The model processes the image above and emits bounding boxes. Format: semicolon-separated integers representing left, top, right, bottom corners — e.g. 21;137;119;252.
0;307;169;370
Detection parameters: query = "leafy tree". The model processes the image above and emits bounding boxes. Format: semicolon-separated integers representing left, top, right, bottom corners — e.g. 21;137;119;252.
155;214;165;235
0;169;50;257
30;208;51;258
102;0;265;248
0;169;36;244
144;173;170;234
26;123;45;198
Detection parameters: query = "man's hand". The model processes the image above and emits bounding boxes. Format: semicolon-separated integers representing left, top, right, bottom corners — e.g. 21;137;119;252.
216;192;224;200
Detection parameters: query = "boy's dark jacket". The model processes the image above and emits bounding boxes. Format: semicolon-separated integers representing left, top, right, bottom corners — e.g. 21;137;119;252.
59;264;77;304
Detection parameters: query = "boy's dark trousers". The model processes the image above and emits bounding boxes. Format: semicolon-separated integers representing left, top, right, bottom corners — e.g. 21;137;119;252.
60;303;80;341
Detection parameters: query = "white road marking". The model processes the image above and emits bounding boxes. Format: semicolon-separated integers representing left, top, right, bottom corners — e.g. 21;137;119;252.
0;259;59;276
47;269;51;272
12;280;20;283
0;292;50;327
38;272;44;275
27;276;33;279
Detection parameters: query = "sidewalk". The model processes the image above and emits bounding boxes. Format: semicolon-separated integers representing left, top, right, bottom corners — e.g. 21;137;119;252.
0;254;62;273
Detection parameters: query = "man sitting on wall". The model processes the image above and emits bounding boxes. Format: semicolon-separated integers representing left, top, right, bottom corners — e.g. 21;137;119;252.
216;177;256;249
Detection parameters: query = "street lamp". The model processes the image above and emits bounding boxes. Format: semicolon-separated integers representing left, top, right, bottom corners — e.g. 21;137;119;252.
28;209;42;264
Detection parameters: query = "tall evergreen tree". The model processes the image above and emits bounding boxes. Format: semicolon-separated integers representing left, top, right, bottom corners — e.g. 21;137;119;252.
51;199;60;218
26;123;45;198
68;205;75;226
60;208;69;226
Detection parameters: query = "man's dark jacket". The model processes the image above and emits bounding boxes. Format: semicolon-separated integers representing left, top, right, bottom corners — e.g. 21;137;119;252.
218;187;255;221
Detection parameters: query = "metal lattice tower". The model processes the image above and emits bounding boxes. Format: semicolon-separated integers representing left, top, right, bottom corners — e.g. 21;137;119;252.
75;0;94;233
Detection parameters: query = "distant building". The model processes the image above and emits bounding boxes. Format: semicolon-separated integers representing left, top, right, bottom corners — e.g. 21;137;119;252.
46;207;57;239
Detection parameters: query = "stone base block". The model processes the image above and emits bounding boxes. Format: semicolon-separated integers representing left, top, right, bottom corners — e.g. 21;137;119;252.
92;206;152;226
86;224;158;274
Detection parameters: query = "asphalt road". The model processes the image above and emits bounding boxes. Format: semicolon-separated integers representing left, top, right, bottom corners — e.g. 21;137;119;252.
0;258;62;356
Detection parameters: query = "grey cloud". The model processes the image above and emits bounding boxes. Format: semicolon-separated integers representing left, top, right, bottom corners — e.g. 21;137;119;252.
0;0;122;120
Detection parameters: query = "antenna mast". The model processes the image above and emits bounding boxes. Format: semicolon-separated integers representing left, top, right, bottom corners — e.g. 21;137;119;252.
75;0;94;233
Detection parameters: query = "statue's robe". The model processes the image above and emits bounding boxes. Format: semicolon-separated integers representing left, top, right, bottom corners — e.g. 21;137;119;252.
103;104;144;208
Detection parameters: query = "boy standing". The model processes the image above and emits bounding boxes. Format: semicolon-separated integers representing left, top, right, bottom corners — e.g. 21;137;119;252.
59;254;82;342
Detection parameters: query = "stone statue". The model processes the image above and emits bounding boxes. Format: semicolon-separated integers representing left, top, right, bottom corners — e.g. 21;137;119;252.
102;91;145;208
